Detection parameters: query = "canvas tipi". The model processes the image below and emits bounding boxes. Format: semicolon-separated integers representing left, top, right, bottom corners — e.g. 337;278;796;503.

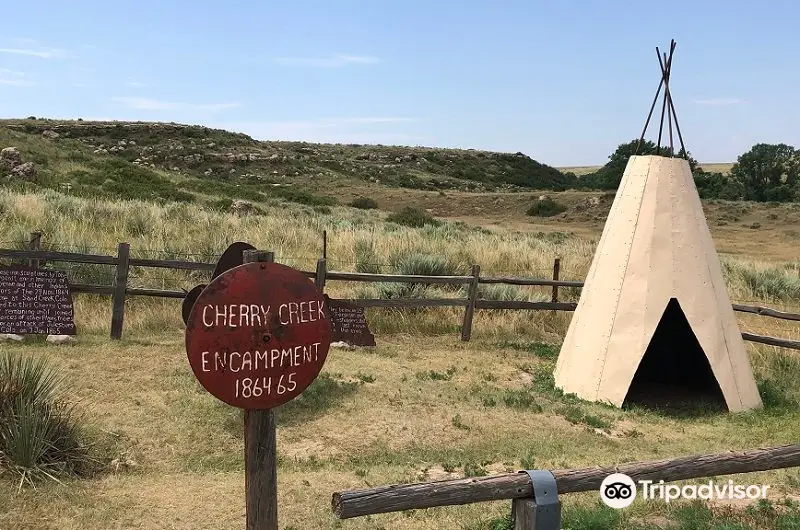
553;41;762;412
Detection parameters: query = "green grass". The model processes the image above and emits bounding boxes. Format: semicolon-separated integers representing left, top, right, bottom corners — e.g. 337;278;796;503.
501;388;543;411
476;499;800;530
556;404;614;430
496;341;560;359
274;373;363;427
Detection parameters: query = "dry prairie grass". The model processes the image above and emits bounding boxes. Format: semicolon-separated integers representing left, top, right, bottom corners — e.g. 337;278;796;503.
2;189;797;342
1;334;798;529
0;189;799;529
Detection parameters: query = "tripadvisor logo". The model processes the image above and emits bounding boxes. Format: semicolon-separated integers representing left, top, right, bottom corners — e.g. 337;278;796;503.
600;473;637;509
599;473;770;508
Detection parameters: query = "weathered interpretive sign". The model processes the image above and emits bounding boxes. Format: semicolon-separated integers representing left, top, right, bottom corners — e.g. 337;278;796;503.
185;261;332;409
0;266;76;335
325;295;375;347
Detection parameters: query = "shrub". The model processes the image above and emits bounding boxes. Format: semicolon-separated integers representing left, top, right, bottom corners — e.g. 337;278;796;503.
350;197;378;210
204;198;234;212
754;349;800;409
65;159;195;204
354;240;381;274
381;252;461;297
391;252;458;277
271;187;337;207
740;266;800;301
386;207;441;228
474;284;529;301
526;197;567;217
0;352;94;487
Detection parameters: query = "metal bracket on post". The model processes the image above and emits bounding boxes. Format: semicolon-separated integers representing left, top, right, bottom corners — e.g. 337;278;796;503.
516;469;561;529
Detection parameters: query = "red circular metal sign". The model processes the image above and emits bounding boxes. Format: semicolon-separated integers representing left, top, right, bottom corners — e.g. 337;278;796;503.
185;261;331;409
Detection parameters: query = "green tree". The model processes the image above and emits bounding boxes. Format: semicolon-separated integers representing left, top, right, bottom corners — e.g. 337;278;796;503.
579;139;699;190
729;143;799;201
693;171;744;200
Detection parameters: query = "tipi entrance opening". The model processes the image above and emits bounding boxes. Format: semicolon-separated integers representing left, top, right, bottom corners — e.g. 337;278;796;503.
623;297;727;410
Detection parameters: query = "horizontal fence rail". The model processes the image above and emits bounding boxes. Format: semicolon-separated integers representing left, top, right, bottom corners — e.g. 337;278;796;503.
479;275;585;288
0;248;118;265
332;443;800;520
741;332;800;350
326;271;473;285
733;303;800;322
0;234;798;346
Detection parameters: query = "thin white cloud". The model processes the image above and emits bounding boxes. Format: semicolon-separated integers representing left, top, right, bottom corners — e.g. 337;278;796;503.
0;69;32;87
0;46;69;59
0;39;71;59
273;54;379;68
111;96;241;113
340;117;417;124
691;97;745;106
336;55;379;64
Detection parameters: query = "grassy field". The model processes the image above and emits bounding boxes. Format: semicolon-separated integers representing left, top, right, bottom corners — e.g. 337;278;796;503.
1;185;799;529
2;333;799;529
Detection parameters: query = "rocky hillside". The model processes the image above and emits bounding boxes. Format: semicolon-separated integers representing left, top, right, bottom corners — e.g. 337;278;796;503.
0;119;575;206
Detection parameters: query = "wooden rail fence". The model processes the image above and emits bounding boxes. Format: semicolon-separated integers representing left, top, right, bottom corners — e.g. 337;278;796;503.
331;443;800;529
1;232;799;348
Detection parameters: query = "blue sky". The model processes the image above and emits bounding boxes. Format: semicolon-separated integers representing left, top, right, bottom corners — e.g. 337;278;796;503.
0;1;798;166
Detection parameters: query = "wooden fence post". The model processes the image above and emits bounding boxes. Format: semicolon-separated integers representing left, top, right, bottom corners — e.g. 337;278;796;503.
512;498;537;529
243;249;278;530
461;265;481;342
315;258;327;292
110;242;131;340
28;231;42;269
512;496;560;529
551;258;561;303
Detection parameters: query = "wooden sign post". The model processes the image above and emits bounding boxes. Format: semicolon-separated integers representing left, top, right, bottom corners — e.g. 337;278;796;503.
185;250;332;529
